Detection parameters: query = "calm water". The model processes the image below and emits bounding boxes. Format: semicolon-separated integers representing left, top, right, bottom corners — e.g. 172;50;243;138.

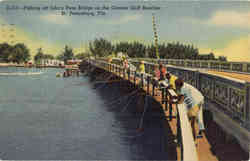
0;67;168;160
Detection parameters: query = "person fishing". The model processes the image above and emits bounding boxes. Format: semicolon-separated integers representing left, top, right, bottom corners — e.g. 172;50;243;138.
159;63;167;81
175;78;205;144
107;57;112;64
167;73;178;90
135;60;145;87
137;60;145;74
152;64;160;96
162;72;178;116
123;57;129;70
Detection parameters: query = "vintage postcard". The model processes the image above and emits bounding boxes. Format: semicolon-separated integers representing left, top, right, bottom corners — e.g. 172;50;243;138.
0;0;249;160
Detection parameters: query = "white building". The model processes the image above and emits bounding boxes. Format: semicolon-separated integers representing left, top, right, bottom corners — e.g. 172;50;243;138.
40;59;64;66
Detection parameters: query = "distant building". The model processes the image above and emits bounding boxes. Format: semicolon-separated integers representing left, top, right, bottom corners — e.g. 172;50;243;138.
40;59;64;66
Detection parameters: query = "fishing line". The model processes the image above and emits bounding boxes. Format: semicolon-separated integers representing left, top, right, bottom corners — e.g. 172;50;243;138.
121;94;136;112
94;74;113;90
105;89;139;106
137;95;149;132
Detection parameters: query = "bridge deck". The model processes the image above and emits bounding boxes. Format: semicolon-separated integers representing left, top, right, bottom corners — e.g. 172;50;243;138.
207;71;250;82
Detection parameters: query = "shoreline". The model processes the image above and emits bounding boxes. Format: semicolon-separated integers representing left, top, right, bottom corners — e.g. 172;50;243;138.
0;63;18;67
0;63;65;68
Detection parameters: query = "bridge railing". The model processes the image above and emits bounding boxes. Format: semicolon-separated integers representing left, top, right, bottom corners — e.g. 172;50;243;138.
133;58;250;74
129;59;250;130
128;59;250;152
88;58;198;161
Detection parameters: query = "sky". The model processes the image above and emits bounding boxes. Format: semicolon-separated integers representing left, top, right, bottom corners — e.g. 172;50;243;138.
0;0;249;62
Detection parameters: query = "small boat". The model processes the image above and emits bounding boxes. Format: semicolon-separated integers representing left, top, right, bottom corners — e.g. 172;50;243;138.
56;72;61;77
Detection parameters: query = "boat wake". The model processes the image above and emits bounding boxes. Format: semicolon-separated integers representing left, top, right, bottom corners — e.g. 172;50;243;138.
0;72;43;76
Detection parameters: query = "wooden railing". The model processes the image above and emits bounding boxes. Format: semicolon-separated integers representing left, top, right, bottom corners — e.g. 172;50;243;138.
88;58;199;161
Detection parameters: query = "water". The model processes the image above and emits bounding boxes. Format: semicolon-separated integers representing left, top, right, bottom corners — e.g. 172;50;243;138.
0;67;168;160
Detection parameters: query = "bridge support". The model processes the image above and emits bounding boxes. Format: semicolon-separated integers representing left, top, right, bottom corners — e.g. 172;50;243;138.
204;100;250;152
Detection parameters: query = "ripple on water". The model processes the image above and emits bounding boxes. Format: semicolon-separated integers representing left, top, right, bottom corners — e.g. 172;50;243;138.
0;67;168;160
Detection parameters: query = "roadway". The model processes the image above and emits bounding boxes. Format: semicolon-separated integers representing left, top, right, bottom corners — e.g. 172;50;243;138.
207;71;250;82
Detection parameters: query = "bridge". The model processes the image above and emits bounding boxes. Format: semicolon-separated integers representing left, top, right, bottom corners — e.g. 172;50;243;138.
82;58;249;161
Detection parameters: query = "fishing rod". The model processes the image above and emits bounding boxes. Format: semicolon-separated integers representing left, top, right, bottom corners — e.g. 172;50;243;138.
137;95;149;132
105;89;139;106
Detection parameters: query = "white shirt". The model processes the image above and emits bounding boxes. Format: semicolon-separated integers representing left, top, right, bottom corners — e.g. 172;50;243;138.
128;62;136;71
180;83;204;110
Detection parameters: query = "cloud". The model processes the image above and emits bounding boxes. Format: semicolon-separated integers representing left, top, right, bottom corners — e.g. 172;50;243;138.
40;14;70;25
97;14;143;25
199;35;250;62
182;10;250;28
217;35;250;62
207;11;250;28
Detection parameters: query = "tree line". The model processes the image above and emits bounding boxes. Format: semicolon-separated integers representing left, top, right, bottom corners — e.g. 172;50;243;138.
34;48;55;64
89;38;227;61
0;43;30;63
0;42;88;64
35;45;88;64
0;39;227;64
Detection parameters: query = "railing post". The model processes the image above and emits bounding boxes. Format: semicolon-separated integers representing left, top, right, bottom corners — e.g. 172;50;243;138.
195;70;200;90
141;73;144;87
128;68;130;81
208;61;211;70
152;79;155;96
147;75;150;94
161;86;165;104
164;88;168;110
123;68;126;79
245;82;250;129
134;71;137;88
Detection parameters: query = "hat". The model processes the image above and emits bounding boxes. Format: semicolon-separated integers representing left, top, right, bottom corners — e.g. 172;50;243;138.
175;78;184;88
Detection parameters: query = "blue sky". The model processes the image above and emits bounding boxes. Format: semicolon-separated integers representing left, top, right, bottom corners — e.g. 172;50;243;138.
0;0;249;61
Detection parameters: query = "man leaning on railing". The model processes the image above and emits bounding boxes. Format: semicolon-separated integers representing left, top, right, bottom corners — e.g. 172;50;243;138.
175;78;205;144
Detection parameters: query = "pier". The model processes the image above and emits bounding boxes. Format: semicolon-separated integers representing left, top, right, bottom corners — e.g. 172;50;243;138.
83;58;249;161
